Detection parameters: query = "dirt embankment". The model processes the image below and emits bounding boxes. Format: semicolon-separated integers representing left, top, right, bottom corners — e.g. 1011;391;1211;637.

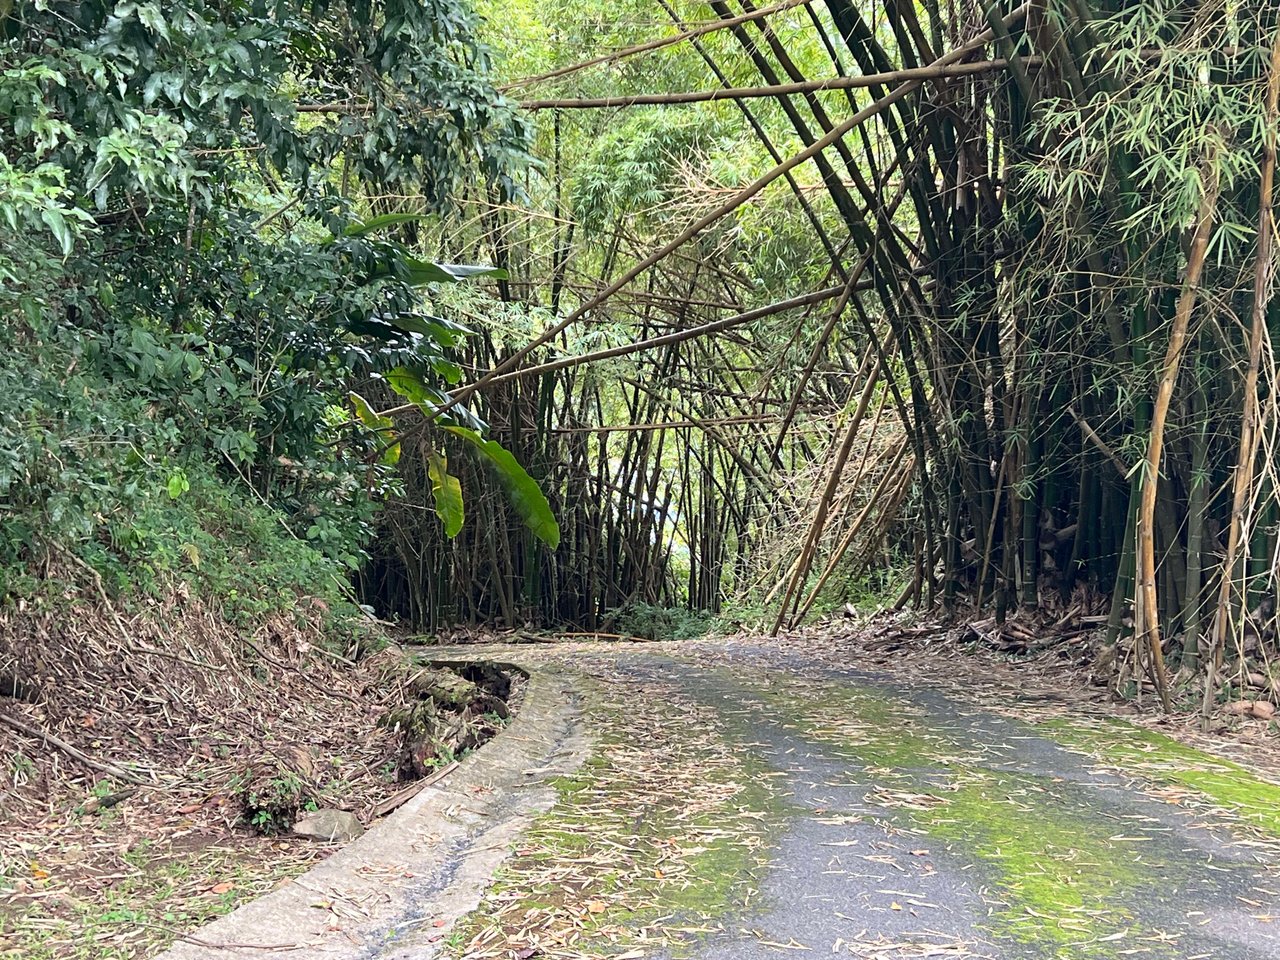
0;598;519;959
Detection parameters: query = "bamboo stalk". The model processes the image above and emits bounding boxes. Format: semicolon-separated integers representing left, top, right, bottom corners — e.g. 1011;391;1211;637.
521;58;1021;109
500;0;816;90
1203;29;1280;719
771;352;883;633
421;7;1032;423
1136;151;1221;713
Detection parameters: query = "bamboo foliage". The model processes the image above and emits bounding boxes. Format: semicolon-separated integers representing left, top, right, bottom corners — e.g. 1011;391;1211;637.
358;0;1280;711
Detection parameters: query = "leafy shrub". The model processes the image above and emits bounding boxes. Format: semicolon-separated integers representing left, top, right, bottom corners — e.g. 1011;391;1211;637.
0;314;364;621
610;602;714;641
239;767;318;835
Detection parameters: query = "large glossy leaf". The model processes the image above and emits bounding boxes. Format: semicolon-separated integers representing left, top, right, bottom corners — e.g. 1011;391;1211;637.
427;451;464;538
386;313;473;347
382;369;556;545
444;425;560;549
342;213;430;237
383;366;486;432
384;366;444;406
401;257;508;285
349;391;400;465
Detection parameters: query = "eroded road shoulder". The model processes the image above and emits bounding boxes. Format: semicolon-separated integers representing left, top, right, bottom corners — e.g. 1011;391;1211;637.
157;663;589;960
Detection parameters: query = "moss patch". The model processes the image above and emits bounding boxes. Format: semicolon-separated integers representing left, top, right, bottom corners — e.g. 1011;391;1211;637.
1040;717;1280;838
450;673;785;959
717;667;1187;957
747;671;968;770
921;768;1148;951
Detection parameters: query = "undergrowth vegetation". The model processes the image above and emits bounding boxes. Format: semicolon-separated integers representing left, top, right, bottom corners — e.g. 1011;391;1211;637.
0;0;532;630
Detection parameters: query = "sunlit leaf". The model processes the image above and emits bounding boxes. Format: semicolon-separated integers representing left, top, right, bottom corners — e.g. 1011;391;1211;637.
444;425;559;549
427;451;464;538
342;213;430;237
349;391;400;465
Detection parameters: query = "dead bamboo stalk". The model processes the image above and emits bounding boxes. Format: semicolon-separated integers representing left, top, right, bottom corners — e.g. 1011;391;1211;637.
1203;30;1280;719
413;6;1031;426
1136;150;1221;714
520;58;1019;108
770;168;911;459
0;713;148;785
771;351;883;634
486;285;845;384
793;440;911;621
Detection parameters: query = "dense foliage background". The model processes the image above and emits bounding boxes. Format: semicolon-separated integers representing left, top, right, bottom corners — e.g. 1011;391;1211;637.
0;0;534;622
7;0;1280;713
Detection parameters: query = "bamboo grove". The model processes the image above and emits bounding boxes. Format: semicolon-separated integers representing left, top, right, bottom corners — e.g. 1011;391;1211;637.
353;0;1280;708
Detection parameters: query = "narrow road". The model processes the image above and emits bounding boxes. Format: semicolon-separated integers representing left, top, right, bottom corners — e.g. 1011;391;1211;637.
163;639;1280;960
451;642;1280;960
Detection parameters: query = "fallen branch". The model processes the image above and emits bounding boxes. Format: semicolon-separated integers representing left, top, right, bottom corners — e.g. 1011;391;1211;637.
0;712;148;784
79;786;138;814
487;285;844;384
368;760;460;819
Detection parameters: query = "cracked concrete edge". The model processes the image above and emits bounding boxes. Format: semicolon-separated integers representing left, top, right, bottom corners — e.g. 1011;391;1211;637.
155;657;593;960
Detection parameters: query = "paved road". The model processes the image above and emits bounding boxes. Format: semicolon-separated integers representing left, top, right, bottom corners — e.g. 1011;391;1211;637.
161;640;1280;960
598;647;1280;960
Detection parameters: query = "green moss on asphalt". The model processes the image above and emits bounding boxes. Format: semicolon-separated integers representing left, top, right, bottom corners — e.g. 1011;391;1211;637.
724;668;1187;956
1040;717;1280;837
450;678;785;958
921;768;1148;953
454;662;1280;960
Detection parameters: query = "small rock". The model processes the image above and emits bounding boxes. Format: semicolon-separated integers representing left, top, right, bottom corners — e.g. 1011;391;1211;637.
1251;701;1276;720
292;809;364;842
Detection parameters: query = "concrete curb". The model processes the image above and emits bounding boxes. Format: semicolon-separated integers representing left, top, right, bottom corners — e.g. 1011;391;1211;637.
156;657;590;959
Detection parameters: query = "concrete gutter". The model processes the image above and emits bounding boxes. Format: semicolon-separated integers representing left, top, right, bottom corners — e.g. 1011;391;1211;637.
157;657;590;960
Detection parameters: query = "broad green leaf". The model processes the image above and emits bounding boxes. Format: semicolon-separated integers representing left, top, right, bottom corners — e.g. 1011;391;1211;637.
387;313;473;347
383;367;444;407
383;366;486;433
427;451;464;538
401;257;508;285
343;213;429;237
40;208;72;256
444;426;559;549
349;391;400;465
434;263;509;280
430;357;463;385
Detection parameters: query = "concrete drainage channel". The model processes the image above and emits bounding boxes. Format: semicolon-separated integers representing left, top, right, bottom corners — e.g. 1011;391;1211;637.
159;658;591;960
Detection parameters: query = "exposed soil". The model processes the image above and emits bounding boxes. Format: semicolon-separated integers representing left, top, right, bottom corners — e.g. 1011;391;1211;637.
0;598;518;959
